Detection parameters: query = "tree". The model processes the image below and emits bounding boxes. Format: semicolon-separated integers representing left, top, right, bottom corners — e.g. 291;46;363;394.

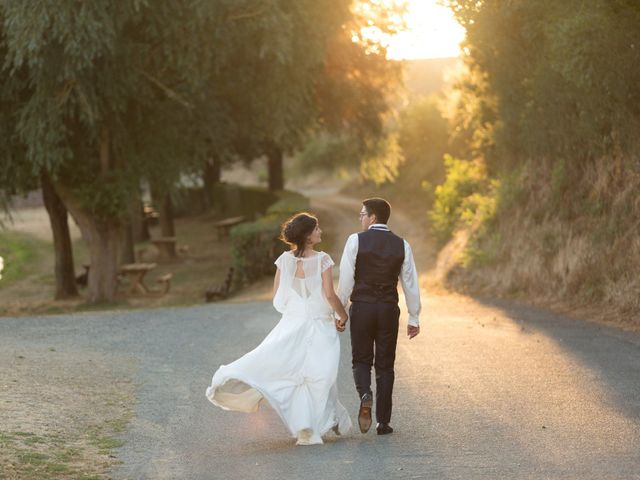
446;0;640;166
0;0;356;302
296;0;406;180
0;2;213;301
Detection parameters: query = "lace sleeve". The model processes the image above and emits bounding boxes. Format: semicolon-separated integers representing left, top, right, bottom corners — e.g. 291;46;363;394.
274;251;287;270
321;252;335;273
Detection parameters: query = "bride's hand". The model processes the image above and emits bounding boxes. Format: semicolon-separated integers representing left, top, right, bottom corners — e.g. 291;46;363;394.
335;315;347;332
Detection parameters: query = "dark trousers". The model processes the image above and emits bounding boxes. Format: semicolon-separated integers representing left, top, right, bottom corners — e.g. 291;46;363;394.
349;301;400;424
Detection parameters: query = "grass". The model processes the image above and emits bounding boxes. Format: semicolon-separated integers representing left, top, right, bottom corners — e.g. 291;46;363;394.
91;435;124;453
0;231;46;284
0;212;236;317
1;426;128;478
1;392;132;478
17;451;49;465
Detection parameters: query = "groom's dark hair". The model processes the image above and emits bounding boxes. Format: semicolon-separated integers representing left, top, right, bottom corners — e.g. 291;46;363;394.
363;197;391;224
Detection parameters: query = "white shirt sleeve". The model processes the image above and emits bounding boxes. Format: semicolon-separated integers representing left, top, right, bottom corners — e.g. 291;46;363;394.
400;240;422;327
337;233;359;308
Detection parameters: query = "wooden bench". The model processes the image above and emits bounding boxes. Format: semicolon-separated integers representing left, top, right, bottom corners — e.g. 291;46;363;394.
205;267;234;302
119;262;157;294
143;204;159;226
151;237;177;259
213;216;246;239
156;273;173;295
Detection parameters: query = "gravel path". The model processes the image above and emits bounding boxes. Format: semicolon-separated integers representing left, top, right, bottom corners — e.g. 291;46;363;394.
2;295;639;479
3;194;639;479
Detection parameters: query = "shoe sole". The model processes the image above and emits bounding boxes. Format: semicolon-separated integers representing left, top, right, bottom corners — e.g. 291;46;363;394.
358;397;373;433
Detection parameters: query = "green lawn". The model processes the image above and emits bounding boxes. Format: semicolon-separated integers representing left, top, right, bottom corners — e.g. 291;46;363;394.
0;231;47;285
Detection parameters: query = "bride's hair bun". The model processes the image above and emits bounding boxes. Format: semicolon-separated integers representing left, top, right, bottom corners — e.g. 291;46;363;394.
280;212;318;257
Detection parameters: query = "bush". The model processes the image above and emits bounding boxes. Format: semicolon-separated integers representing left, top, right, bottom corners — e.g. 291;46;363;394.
265;190;310;216
172;187;207;217
429;155;493;244
230;190;310;286
172;183;279;219
230;216;285;285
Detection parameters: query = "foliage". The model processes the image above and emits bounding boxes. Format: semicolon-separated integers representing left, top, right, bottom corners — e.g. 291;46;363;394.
0;231;44;285
429;155;495;245
397;96;449;175
295;133;361;173
447;0;640;166
265;191;311;216
0;0;357;301
209;184;280;219
231;191;310;286
230;217;285;286
293;0;405;176
0;0;353;211
359;133;405;186
436;1;640;321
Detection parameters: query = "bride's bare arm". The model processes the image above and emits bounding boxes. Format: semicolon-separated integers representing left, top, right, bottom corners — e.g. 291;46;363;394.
321;267;348;330
273;268;281;298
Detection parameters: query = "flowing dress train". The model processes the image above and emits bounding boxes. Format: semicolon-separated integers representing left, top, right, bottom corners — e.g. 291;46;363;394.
205;251;352;445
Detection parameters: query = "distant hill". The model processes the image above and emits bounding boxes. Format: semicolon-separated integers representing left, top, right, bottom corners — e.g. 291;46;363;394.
402;57;461;97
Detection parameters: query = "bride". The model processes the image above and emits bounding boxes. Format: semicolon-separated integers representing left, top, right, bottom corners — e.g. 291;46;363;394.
205;212;352;445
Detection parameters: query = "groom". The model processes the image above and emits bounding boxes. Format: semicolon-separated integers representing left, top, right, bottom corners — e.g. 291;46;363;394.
336;197;421;435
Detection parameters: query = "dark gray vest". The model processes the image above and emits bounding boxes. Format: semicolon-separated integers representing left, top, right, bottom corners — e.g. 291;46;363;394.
351;228;405;304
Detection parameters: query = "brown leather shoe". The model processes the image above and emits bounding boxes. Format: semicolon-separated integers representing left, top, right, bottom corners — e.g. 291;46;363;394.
358;392;373;433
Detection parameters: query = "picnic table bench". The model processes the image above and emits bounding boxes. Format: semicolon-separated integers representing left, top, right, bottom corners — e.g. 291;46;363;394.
120;262;157;294
213;216;246;239
151;237;177;259
205;267;234;302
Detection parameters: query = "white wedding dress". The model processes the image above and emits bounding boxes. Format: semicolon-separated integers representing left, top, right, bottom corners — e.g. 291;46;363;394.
205;251;352;445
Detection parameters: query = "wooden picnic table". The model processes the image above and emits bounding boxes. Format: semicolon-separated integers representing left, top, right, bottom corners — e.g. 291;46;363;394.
151;236;177;259
120;262;157;294
213;216;246;239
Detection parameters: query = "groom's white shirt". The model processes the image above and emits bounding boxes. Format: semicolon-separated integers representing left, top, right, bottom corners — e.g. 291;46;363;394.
337;223;422;327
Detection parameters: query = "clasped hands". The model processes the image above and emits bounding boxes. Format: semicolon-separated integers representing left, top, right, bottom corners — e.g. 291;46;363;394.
334;315;420;339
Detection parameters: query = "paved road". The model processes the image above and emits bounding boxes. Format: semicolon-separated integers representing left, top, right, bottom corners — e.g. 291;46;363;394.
2;294;639;479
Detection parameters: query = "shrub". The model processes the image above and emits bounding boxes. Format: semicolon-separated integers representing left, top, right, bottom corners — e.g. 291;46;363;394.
429;155;492;244
230;190;310;286
230;216;285;286
265;190;310;216
173;183;279;219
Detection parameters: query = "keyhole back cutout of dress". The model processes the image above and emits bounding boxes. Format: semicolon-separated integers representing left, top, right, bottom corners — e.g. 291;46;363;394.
294;259;305;279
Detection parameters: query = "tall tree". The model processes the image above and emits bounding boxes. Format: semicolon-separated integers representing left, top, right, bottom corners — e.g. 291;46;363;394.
297;0;406;179
0;0;356;302
40;170;78;299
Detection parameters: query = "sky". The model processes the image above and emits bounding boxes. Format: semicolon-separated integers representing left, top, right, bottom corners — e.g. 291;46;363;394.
382;0;466;60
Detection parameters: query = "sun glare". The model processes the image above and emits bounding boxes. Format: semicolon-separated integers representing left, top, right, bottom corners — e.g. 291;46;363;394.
361;0;465;60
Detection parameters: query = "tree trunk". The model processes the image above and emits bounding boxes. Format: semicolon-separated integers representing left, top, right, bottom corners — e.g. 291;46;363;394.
54;184;121;303
51;128;121;303
131;191;150;242
120;221;135;265
41;171;78;300
266;143;284;192
120;188;144;264
159;192;176;257
203;156;221;209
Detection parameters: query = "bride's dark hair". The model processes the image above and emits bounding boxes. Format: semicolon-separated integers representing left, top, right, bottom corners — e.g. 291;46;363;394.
280;212;318;257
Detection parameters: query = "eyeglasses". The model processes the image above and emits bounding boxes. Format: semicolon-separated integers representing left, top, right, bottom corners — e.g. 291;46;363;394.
359;212;369;219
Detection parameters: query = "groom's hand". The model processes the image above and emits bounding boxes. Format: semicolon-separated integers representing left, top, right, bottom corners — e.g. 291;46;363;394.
407;325;420;339
335;316;347;332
